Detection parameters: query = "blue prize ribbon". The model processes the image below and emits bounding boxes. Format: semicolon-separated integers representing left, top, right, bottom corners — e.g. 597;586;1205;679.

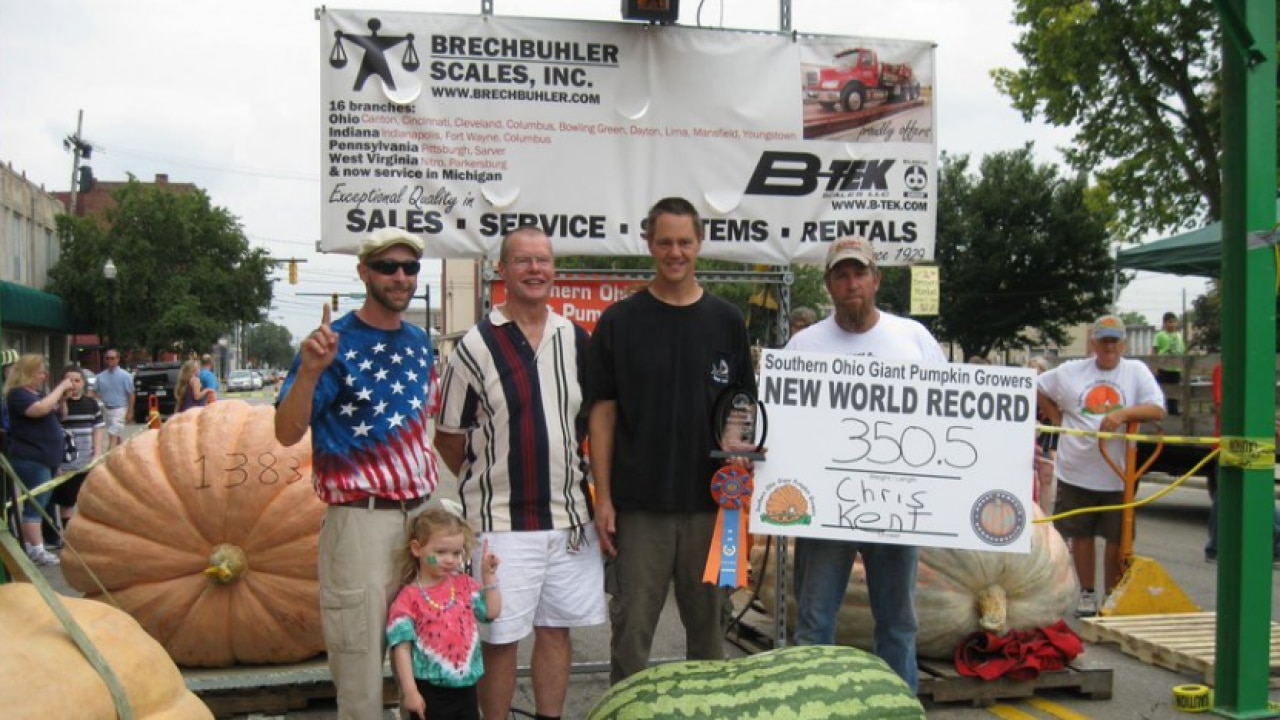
719;510;740;587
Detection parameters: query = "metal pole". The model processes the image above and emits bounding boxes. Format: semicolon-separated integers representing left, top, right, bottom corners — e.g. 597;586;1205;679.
1212;0;1275;715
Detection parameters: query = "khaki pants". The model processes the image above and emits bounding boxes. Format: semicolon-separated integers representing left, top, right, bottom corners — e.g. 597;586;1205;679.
319;504;424;720
606;510;724;684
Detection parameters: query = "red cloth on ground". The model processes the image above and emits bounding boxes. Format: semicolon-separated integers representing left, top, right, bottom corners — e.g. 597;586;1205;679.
954;620;1084;681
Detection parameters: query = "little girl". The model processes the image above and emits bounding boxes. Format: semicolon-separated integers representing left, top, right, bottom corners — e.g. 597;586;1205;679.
388;507;501;720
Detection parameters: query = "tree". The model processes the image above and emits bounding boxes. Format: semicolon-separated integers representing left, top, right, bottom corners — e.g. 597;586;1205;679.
933;147;1116;359
1118;310;1150;327
993;0;1221;238
245;321;296;369
48;179;274;359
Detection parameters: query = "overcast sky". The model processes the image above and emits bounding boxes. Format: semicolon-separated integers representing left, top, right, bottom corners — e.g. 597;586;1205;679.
1;0;1207;344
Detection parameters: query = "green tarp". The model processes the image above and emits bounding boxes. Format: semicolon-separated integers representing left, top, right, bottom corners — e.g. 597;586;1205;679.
0;281;75;332
1116;199;1280;278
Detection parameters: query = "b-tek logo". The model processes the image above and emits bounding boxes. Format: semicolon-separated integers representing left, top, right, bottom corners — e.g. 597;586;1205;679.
744;152;895;196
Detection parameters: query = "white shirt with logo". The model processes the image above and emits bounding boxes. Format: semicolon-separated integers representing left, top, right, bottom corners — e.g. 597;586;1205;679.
1038;357;1164;492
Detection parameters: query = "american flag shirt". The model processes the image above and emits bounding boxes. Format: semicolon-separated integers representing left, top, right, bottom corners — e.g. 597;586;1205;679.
277;312;440;504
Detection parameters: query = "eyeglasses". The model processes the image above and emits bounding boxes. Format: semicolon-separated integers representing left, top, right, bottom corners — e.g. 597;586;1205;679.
506;256;553;269
366;260;422;276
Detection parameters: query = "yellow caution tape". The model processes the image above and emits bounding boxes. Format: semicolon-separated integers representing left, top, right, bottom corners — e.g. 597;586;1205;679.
1172;684;1212;713
1037;425;1221;446
1220;437;1277;470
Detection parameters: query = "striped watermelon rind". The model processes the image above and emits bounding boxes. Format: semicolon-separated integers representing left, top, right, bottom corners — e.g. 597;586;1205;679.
588;644;925;719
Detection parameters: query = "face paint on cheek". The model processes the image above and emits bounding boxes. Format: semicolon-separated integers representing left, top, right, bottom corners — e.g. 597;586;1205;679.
426;557;438;566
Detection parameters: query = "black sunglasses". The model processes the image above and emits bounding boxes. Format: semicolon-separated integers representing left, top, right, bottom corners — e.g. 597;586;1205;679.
366;260;422;276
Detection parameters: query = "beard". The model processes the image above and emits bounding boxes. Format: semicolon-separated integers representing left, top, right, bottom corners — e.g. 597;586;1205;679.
367;279;415;313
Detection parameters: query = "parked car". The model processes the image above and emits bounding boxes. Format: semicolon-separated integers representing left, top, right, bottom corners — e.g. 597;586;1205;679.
133;362;183;418
227;370;255;393
81;368;97;396
250;370;264;390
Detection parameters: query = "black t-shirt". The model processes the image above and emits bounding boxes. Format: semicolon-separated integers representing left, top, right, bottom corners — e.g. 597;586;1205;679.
586;289;754;512
6;388;63;469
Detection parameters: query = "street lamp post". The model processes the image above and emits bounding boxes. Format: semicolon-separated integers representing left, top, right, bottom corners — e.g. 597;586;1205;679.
103;258;117;360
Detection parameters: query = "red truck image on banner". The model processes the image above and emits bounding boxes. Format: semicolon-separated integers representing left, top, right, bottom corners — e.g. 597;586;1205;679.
805;47;921;113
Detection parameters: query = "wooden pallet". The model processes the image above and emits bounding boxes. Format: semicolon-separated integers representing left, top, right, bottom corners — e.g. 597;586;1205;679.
918;659;1113;707
1078;612;1280;687
183;658;397;719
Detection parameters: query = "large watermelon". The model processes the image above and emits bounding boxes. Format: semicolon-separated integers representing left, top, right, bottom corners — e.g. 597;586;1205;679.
588;645;925;719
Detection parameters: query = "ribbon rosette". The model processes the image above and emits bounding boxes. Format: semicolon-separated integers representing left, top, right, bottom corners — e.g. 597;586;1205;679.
703;465;754;589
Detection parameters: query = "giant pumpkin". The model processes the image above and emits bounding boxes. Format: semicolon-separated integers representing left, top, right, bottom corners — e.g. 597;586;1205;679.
753;507;1077;659
61;400;326;667
0;583;214;719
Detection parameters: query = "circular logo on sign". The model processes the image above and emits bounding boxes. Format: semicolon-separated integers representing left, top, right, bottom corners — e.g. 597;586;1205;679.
903;165;928;192
970;490;1027;546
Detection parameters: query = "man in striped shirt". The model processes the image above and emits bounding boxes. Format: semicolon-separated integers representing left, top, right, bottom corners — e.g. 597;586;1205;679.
275;227;439;720
435;226;603;720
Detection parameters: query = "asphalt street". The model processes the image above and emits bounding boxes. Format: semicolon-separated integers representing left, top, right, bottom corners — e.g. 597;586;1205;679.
29;400;1280;719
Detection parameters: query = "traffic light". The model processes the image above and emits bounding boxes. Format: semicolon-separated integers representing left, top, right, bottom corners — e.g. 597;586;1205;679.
332;292;339;311
77;165;96;193
288;260;298;285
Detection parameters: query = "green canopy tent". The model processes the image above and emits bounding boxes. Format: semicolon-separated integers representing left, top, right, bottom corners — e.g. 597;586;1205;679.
1116;199;1280;278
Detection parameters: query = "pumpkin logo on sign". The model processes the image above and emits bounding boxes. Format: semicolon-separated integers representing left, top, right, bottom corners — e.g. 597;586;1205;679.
969;490;1027;546
760;481;814;526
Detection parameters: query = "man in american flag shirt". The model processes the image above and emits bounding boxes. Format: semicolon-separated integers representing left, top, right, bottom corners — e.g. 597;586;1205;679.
276;227;439;720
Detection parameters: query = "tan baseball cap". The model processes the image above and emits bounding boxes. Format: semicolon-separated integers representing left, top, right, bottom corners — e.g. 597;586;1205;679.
358;228;424;262
825;237;877;272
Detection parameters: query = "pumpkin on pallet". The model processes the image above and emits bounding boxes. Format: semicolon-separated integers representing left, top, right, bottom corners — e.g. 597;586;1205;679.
61;400;326;667
588;645;925;719
0;583;214;719
753;506;1077;659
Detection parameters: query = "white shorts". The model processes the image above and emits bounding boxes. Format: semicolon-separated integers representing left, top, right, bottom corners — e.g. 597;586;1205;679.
475;525;606;645
104;407;127;438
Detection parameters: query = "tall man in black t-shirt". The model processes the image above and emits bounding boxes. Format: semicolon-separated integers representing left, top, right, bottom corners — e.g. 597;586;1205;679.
587;197;754;684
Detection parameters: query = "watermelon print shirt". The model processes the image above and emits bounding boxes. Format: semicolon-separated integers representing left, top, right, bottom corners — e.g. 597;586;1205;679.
386;574;490;687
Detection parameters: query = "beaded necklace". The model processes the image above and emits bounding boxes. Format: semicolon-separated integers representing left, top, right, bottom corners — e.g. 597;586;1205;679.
418;576;457;612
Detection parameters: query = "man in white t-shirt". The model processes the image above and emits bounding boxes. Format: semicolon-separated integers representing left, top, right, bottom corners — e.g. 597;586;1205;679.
787;236;946;693
1037;315;1165;617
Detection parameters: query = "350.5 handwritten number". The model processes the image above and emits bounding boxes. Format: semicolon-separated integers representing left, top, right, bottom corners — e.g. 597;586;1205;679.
833;418;978;469
194;453;303;489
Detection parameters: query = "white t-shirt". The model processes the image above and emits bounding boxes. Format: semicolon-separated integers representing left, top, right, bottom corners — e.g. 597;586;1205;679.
1038;357;1165;492
786;312;947;365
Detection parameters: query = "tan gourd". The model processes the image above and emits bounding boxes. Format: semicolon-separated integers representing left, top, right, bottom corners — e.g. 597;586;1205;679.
753;506;1077;658
0;583;214;719
61;400;326;667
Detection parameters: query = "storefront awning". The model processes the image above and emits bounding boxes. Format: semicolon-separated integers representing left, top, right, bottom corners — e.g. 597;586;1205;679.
0;281;75;333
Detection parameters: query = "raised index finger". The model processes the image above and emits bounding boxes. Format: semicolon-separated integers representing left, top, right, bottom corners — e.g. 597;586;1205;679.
321;302;332;327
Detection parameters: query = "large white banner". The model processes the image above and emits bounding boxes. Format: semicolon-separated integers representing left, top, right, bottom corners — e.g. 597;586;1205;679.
320;10;937;264
752;350;1037;553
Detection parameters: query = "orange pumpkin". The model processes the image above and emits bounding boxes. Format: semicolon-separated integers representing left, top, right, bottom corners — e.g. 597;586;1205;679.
753;507;1077;658
0;583;214;719
62;400;326;667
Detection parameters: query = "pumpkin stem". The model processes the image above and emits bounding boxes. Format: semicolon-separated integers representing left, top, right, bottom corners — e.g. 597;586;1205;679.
977;584;1007;633
204;544;249;585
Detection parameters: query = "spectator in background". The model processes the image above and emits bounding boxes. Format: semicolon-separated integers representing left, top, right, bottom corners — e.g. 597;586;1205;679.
789;306;817;339
4;354;75;566
176;359;214;413
1153;312;1186;404
95;349;134;450
1037;316;1165;617
199;354;219;401
51;365;103;543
